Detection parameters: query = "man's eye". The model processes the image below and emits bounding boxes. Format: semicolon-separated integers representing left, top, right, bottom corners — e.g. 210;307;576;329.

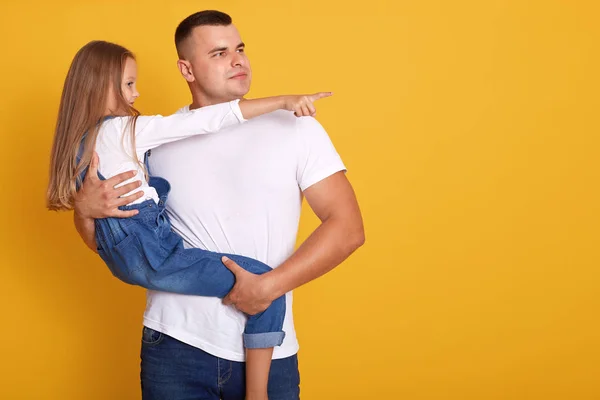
214;52;225;57
237;48;244;53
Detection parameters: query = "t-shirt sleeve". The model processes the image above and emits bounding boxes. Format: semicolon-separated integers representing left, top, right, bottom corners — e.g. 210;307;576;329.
133;99;246;153
295;116;346;192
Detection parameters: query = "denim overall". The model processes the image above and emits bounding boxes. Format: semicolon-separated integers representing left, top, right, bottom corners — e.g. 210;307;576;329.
78;129;286;349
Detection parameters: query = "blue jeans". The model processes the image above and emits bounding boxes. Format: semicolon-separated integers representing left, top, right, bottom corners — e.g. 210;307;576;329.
94;176;286;348
140;327;300;400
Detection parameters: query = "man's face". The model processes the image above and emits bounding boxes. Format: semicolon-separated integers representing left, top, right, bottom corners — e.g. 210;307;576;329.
185;24;252;103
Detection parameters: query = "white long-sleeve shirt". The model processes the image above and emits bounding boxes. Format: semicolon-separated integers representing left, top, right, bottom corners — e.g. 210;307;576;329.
94;100;245;204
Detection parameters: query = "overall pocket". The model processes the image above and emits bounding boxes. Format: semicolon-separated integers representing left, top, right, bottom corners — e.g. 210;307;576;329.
113;232;145;277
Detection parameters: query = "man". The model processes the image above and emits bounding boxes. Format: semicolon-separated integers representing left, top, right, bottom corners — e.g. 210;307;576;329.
74;10;364;400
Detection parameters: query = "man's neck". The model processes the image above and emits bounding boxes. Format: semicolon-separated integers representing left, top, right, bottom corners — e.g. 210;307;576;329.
189;92;243;111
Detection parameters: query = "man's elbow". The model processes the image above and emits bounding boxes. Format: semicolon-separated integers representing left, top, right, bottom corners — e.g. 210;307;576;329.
348;225;365;252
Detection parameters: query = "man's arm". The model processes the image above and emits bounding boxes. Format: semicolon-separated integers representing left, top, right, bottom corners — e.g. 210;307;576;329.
222;171;364;314
73;152;144;252
74;212;98;253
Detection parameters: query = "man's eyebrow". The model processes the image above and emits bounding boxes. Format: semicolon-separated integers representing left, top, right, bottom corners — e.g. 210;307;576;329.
208;46;228;54
207;42;245;54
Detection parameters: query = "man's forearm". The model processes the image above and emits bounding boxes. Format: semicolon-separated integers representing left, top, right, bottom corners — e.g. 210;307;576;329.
74;212;98;253
220;172;363;315
266;216;364;299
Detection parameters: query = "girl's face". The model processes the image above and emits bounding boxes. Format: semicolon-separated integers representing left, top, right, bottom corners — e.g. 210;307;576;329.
120;57;139;106
106;57;139;114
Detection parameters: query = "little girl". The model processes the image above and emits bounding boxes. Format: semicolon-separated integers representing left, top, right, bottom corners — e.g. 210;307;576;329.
46;40;331;400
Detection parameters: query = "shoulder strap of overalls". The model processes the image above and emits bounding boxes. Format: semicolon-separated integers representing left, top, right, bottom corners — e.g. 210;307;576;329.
143;149;151;176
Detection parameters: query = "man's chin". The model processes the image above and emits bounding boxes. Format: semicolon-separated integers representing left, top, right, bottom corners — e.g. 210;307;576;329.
229;79;251;93
230;87;251;98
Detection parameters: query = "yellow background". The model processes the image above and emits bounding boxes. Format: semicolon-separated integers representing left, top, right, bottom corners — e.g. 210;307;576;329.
1;0;599;399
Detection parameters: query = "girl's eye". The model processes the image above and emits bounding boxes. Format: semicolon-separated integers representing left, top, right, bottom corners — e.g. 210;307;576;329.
127;82;134;87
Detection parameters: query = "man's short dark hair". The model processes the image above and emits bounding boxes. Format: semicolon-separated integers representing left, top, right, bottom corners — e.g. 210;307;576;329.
175;10;232;57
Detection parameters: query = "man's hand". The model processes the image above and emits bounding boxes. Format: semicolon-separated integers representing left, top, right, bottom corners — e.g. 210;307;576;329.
74;152;144;219
221;256;276;315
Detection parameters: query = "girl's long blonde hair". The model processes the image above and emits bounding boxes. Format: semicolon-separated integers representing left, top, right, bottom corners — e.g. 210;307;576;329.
47;40;140;211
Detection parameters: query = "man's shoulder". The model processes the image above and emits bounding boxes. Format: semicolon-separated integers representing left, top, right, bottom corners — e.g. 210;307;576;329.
176;105;190;114
251;111;329;132
231;109;302;135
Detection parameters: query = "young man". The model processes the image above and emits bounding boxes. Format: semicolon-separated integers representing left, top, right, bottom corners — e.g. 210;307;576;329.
74;10;364;400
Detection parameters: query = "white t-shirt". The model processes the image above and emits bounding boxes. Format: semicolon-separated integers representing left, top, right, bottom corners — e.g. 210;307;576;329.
93;100;245;202
143;108;346;361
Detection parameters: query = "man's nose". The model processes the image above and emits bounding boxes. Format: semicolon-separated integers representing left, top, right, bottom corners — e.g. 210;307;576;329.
231;52;244;67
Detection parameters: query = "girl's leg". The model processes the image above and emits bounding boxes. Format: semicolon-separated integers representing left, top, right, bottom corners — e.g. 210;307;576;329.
150;249;286;400
98;216;285;399
245;348;273;400
148;249;285;400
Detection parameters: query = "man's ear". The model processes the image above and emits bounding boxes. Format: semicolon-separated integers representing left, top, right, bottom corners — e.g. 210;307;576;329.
177;59;195;83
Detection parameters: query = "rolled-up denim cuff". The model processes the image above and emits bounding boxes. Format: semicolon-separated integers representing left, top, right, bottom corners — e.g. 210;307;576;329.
243;331;286;349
